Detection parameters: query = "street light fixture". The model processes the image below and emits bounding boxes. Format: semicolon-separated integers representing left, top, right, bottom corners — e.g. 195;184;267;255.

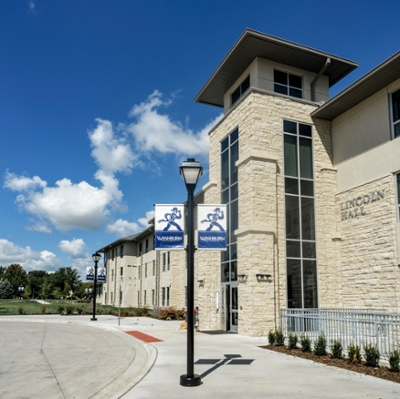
179;158;203;387
18;286;24;299
91;253;101;321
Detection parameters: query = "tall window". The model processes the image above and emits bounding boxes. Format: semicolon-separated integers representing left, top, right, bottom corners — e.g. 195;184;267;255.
138;243;142;256
283;119;317;309
221;128;239;283
120;245;124;257
167;252;170;271
162;287;166;306
392;89;400;139
231;76;250;106
397;174;400;220
274;70;302;99
144;290;147;305
162;253;166;272
152;289;155;305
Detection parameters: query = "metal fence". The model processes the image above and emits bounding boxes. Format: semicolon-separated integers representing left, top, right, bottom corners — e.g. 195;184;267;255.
280;308;400;357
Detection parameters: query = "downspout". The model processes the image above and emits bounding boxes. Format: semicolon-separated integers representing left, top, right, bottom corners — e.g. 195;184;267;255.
311;57;331;102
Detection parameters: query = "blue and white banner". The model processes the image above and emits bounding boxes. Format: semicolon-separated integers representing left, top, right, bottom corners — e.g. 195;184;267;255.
86;266;94;281
97;267;106;282
197;205;227;250
155;205;185;250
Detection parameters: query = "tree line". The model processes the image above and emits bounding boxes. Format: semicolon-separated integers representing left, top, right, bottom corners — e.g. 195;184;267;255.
0;264;90;299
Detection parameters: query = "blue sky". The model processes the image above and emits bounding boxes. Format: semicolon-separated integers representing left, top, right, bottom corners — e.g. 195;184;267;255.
1;0;399;277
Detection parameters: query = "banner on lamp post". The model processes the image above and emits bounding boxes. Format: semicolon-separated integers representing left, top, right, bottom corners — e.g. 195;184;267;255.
97;267;106;282
155;204;185;250
197;205;227;250
86;266;94;281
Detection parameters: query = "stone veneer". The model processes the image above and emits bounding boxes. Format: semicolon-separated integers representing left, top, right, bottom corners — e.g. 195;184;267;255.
194;89;338;336
336;175;400;311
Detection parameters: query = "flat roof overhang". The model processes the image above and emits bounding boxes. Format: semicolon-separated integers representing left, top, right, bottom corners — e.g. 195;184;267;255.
194;29;358;108
312;51;400;121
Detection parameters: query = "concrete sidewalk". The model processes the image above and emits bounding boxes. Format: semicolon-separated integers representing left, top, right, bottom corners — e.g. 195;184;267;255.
1;315;400;398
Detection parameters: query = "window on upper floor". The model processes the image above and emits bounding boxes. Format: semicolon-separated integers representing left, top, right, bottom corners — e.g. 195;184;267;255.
391;88;400;139
231;75;250;107
396;173;400;221
274;70;302;99
145;239;149;253
120;245;124;258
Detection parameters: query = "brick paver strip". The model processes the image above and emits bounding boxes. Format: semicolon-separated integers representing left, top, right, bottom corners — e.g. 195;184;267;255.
125;330;163;343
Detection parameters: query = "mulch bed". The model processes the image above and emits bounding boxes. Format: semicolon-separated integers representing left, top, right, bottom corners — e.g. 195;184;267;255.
261;344;400;384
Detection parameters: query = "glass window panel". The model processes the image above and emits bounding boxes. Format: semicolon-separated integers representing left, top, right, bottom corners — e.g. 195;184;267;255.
221;150;229;188
299;124;312;137
301;197;315;240
221;263;230;282
230;243;237;261
289;88;302;98
286;240;301;258
284;134;298;177
230;141;239;183
301;180;314;196
230;183;238;201
287;259;302;308
303;260;318;308
241;76;250;93
230;128;238;143
231;87;240;105
289;74;302;89
397;174;400;208
230;200;238;234
222;188;229;204
285;177;298;195
221;248;229;262
299;137;313;179
285;195;300;239
230;261;237;281
274;84;287;95
395;123;400;139
274;70;287;85
283;120;297;134
392;89;400;122
232;286;238;309
302;242;316;259
221;137;229;152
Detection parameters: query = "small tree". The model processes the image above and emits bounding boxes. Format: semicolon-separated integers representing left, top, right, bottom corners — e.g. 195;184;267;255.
0;279;14;299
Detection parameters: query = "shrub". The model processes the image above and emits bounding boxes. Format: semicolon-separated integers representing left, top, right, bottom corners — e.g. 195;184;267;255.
288;333;298;349
331;339;343;359
57;305;65;314
348;343;362;364
17;305;26;315
268;329;276;345
64;304;75;315
389;350;400;372
41;304;47;314
300;333;311;352
274;327;285;346
364;343;380;367
314;333;327;356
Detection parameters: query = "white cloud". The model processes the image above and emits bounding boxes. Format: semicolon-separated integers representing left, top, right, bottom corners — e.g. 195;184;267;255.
3;92;221;233
0;239;61;271
127;90;222;157
106;210;155;237
58;238;87;259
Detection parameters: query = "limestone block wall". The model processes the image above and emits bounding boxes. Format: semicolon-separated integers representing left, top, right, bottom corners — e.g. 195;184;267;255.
200;89;339;336
336;175;400;311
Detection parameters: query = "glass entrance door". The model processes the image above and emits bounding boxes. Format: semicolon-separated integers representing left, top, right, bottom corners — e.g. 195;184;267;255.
221;283;238;332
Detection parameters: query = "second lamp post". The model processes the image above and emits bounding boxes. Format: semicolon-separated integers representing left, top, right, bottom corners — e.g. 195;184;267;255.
91;253;101;321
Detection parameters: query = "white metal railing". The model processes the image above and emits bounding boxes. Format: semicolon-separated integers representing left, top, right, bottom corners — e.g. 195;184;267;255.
280;308;400;358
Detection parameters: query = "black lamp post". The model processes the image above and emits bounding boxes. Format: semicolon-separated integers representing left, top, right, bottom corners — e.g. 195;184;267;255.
179;158;203;387
18;286;24;299
91;253;101;321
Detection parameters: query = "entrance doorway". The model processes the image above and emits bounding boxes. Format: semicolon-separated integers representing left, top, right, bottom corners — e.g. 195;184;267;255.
221;283;238;332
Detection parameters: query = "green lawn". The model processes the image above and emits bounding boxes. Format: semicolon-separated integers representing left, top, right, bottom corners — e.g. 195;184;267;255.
0;299;54;315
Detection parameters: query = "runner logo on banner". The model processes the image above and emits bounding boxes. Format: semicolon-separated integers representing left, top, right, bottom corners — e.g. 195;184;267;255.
86;266;94;281
98;267;106;282
197;205;227;250
155;205;185;250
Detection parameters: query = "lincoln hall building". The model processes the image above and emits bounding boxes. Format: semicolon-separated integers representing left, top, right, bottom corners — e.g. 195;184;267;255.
99;29;400;337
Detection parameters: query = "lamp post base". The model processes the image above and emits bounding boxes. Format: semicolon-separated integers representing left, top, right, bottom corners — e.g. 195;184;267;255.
180;374;202;387
91;317;97;321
